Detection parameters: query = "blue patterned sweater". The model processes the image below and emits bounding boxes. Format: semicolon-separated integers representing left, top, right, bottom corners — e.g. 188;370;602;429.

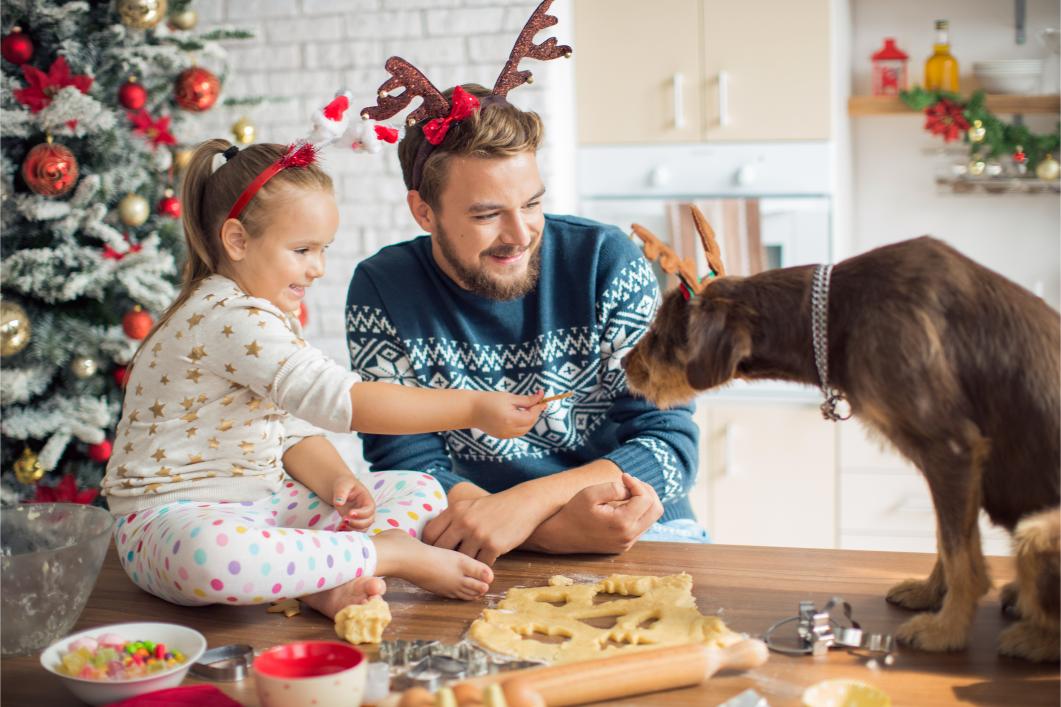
345;214;698;522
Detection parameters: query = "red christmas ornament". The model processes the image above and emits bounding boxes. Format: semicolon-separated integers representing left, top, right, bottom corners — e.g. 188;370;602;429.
13;55;92;113
31;473;99;505
298;301;309;327
123;305;153;340
157;191;181;218
174;66;220;112
118;77;147;110
21;140;79;197
87;439;113;463
113;365;129;387
2;27;34;65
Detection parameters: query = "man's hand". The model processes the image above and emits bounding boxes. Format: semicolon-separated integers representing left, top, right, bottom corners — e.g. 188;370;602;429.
525;473;663;554
332;476;376;532
422;486;550;565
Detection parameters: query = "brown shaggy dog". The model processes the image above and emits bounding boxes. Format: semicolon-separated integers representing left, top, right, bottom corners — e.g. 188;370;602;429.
624;236;1060;661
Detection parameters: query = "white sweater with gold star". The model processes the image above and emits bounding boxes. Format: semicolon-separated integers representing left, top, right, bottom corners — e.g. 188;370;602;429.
102;275;361;515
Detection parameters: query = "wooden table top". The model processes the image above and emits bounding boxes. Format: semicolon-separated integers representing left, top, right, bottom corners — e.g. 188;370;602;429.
3;542;1057;706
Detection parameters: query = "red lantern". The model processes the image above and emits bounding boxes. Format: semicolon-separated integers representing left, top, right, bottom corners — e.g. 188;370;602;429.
122;305;153;340
113;365;129;387
174;66;219;112
1;27;34;65
298;301;308;327
21;140;79;197
158;190;181;218
118;78;147;110
871;38;909;96
88;439;112;463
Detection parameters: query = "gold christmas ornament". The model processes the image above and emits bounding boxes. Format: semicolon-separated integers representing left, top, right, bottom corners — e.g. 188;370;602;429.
118;193;150;227
14;447;44;484
967;158;986;177
168;8;197;30
231;116;256;145
70;355;99;379
967;119;986;143
173;147;193;172
0;301;31;357
116;0;168;30
1035;154;1060;181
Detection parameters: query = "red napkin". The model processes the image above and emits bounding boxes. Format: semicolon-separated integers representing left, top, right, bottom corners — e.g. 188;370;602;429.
106;684;243;707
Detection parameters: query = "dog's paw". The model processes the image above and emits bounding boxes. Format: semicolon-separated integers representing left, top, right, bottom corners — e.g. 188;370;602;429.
998;581;1021;619
887;578;945;611
999;621;1061;662
895;612;970;652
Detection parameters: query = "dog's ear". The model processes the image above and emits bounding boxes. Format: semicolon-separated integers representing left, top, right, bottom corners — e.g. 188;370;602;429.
685;300;751;390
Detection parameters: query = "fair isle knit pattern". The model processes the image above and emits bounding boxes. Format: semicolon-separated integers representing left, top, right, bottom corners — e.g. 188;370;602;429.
346;215;698;522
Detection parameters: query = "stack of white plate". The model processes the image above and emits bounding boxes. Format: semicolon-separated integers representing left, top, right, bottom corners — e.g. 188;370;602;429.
973;60;1044;94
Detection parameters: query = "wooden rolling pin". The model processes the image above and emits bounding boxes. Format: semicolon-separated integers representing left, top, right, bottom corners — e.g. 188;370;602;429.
445;638;769;707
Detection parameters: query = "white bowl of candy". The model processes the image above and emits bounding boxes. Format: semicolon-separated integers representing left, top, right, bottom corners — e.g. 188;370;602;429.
40;622;207;706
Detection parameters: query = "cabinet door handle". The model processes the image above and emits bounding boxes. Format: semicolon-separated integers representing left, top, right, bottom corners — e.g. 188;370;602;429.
672;72;685;130
722;422;739;477
717;70;730;127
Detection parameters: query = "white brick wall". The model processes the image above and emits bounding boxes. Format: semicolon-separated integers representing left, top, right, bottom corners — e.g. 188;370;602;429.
186;1;576;468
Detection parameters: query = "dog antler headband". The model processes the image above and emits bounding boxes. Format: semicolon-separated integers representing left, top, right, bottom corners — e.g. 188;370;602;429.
632;206;727;300
360;0;572;191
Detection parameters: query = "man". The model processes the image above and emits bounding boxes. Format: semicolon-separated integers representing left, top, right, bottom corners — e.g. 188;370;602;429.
346;84;702;565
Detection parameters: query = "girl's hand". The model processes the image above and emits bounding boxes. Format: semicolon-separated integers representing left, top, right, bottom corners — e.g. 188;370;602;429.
473;391;545;439
332;475;376;532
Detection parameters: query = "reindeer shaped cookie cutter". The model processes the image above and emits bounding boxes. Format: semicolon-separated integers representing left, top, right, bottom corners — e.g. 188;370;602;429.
359;0;572;191
631;205;727;302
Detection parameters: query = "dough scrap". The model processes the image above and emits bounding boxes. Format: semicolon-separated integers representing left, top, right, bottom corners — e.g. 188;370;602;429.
469;573;739;663
335;595;392;644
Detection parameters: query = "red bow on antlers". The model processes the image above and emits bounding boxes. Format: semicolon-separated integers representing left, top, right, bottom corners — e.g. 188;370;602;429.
421;86;480;145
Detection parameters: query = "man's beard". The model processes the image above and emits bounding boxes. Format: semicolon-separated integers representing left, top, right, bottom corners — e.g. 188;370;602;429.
435;224;542;301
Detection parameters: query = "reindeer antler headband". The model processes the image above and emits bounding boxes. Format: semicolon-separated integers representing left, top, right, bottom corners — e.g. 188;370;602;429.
632;206;727;301
360;0;572;191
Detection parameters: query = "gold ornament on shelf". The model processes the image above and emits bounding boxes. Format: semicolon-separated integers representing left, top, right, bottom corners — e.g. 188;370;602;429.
13;447;44;484
118;193;150;227
168;8;197;30
116;0;168;30
231;116;256;145
967;119;986;143
1035;154;1060;181
70;355;99;379
967;158;986;177
0;301;31;357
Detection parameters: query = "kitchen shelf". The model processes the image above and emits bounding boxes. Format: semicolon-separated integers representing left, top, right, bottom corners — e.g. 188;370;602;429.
848;94;1060;116
936;176;1060;194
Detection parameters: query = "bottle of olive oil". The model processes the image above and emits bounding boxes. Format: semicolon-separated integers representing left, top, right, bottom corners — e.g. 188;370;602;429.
924;20;960;92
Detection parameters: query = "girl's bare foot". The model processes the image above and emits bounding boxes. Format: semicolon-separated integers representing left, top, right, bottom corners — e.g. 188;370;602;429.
302;575;386;619
373;530;493;600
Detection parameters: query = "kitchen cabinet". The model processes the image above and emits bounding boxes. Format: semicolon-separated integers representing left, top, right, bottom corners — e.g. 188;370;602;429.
574;0;832;144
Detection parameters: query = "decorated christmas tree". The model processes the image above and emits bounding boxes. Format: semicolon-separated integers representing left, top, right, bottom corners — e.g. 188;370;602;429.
0;0;252;505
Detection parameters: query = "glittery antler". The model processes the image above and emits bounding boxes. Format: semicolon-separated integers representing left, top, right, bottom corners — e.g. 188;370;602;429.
631;206;727;295
493;0;573;97
360;57;449;126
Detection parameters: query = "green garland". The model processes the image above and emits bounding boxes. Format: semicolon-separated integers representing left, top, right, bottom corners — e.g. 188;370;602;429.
900;87;1060;169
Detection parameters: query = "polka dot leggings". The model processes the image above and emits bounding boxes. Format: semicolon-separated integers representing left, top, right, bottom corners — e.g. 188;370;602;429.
113;470;445;606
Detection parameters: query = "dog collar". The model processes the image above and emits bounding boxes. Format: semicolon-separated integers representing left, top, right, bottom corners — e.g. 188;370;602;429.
811;264;852;422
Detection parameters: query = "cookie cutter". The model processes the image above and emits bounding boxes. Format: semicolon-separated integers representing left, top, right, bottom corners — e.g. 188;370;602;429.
395;654;470;692
379;639;544;688
189;643;255;681
762;598;894;658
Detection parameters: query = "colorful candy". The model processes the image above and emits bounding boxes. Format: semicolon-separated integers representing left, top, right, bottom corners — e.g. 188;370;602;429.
56;636;186;681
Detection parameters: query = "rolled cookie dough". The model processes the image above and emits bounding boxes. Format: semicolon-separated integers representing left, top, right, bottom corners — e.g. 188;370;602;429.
335;595;392;644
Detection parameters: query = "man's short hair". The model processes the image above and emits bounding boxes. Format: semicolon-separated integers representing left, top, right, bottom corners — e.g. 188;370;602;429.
398;83;544;210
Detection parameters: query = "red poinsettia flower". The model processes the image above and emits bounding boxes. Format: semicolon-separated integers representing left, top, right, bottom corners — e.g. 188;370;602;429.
924;98;970;143
30;473;99;505
127;110;177;149
13;56;93;113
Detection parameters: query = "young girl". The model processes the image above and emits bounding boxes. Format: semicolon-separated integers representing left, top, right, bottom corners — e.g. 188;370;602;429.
102;138;544;617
